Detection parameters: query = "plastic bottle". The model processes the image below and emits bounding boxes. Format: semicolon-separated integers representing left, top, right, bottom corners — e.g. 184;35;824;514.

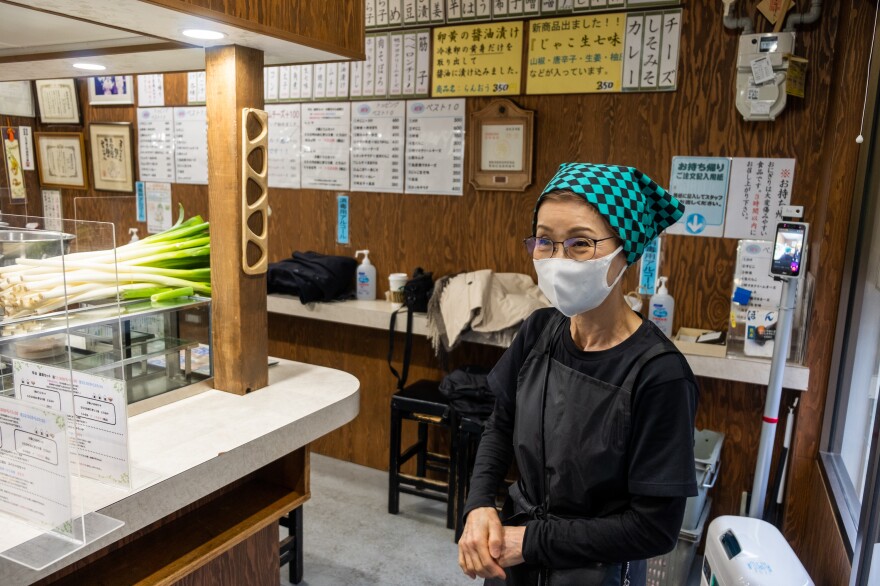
649;276;675;338
355;250;376;301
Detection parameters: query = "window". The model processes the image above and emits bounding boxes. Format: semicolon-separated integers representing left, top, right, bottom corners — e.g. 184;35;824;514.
822;91;880;585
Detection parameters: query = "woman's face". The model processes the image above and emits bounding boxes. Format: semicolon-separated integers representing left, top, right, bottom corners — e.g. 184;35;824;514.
535;197;626;286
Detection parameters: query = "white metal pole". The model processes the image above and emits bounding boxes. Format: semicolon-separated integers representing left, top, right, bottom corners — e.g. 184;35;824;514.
749;278;798;518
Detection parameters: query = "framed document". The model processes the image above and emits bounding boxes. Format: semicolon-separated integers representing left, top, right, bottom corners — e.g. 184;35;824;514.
35;132;88;190
0;81;35;118
468;98;534;192
88;75;135;106
34;79;80;124
89;123;134;192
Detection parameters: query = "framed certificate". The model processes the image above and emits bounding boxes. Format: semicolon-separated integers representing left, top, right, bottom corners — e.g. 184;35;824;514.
34;79;80;124
89;123;134;192
88;75;135;106
468;98;534;192
35;132;88;190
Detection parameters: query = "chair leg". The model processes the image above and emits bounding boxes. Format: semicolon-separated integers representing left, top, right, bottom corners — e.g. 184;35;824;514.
446;411;458;529
389;406;402;515
455;428;469;542
416;421;428;477
289;506;303;584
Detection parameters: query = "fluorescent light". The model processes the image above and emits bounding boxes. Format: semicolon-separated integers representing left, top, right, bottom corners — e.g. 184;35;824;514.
73;63;105;71
182;29;226;40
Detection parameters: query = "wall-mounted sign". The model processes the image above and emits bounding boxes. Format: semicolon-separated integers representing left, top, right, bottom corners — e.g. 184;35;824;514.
468;98;534;191
432;21;524;97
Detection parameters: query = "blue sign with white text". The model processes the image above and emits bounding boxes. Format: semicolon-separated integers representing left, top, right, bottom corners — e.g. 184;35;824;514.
337;194;350;245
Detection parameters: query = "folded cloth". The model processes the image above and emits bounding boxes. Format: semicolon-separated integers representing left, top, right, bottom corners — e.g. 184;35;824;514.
427;270;549;353
267;251;357;303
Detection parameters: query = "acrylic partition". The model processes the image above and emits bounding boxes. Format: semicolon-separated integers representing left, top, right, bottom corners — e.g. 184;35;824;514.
0;215;127;570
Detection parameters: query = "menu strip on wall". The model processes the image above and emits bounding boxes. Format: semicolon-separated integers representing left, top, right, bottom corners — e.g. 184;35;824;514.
266;104;303;189
136;107;176;183
352;101;406;193
405;98;465;195
301;103;351;190
172;107;208;185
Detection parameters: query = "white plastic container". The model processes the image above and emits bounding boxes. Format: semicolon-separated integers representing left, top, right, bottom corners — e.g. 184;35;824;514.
683;428;725;530
355;250;376;300
702;516;813;585
649;276;675;338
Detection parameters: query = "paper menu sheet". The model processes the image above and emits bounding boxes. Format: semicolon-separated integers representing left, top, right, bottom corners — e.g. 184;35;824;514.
266;104;303;189
137;107;176;183
405;98;465;195
13;360;131;489
301;103;351;191
172;107;208;185
0;395;74;536
351;101;405;193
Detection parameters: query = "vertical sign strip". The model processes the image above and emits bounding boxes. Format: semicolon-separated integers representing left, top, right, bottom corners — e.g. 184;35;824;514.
337;194;350;244
622;14;644;90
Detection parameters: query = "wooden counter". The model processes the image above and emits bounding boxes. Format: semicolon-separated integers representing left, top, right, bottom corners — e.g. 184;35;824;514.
0;359;360;585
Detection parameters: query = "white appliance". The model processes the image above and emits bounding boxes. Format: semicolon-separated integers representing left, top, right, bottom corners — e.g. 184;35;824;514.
735;32;796;121
701;516;813;585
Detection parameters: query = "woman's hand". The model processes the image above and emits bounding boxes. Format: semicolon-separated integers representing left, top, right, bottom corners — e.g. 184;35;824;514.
458;507;506;580
497;526;526;567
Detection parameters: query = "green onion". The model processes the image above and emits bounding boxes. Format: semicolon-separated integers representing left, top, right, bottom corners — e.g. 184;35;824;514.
0;209;211;320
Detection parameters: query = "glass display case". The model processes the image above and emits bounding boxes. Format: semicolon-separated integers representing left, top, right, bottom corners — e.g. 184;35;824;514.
0;214;212;405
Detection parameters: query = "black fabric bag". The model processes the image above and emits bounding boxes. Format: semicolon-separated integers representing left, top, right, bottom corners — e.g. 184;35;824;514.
403;267;434;313
438;365;495;419
388;268;435;390
267;251;357;303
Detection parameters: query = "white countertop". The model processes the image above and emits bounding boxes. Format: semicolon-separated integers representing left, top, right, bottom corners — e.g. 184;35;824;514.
267;294;810;391
0;359;360;584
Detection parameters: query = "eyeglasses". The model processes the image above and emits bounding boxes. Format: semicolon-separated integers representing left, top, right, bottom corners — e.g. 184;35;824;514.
523;235;617;261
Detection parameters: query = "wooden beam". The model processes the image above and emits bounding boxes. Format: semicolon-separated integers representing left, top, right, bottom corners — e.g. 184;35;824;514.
206;45;268;395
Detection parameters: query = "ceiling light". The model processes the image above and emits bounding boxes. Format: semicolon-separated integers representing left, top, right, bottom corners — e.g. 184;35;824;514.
182;29;226;40
73;63;106;71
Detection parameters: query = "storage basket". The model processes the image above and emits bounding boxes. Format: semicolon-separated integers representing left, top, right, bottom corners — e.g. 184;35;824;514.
682;428;724;530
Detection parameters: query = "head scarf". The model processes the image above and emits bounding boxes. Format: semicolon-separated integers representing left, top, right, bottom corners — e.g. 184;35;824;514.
533;162;685;265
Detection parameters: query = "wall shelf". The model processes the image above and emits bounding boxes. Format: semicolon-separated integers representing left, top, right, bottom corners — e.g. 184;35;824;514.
267;294;810;391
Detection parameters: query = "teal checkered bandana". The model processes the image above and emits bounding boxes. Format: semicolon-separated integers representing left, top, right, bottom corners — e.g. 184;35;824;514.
534;163;685;265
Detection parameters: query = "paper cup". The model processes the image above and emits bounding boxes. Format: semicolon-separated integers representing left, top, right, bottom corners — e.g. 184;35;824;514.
389;273;407;308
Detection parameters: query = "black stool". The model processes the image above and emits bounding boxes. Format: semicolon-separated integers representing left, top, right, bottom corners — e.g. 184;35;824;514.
388;379;458;529
455;416;487;542
279;506;303;584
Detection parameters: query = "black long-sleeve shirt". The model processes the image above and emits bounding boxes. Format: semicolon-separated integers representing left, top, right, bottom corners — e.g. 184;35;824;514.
463;308;699;567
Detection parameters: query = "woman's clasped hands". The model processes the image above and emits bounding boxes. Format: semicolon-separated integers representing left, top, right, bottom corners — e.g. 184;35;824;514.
458;507;526;580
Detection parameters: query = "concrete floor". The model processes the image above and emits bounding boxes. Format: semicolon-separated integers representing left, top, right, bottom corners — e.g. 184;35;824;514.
281;453;702;586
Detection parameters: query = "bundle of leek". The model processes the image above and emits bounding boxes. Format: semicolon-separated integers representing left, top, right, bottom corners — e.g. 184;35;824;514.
0;209;210;320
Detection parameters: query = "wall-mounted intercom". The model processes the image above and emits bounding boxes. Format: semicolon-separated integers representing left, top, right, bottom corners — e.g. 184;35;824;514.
735;32;796;121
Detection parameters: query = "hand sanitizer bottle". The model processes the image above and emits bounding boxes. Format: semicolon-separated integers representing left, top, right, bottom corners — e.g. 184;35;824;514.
355;250;376;301
649;276;675;338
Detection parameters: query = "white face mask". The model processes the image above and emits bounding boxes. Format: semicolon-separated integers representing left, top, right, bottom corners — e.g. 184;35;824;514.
534;246;626;317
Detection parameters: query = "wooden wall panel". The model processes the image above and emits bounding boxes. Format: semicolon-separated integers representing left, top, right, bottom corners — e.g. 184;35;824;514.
798;462;851;585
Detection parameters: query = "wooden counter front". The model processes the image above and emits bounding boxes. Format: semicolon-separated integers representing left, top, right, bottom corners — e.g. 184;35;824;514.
0;360;360;586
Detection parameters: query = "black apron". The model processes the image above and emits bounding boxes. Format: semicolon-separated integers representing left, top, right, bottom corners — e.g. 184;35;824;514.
488;312;676;586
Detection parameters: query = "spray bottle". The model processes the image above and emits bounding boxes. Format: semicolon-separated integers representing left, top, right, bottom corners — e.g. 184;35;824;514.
649;276;675;338
355;250;376;301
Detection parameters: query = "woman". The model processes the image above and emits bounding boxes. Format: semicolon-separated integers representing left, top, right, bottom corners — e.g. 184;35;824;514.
458;163;698;586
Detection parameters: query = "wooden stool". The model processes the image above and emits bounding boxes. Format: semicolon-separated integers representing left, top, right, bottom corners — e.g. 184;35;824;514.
388;379;458;529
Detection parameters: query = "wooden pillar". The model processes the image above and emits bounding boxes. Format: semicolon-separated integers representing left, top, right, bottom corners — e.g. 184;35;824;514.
206;45;268;394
